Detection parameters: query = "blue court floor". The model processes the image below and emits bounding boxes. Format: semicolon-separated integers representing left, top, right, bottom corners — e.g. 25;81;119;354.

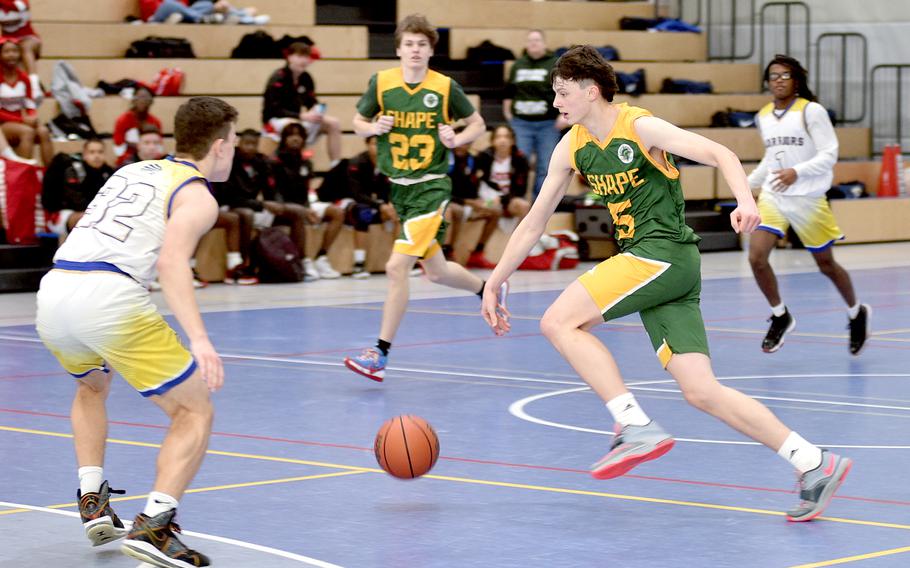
1;247;909;567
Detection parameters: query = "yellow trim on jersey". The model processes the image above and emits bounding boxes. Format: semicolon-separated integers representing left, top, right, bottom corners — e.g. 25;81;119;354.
393;204;446;257
376;68;453;123
155;159;207;221
623;105;680;180
656;339;673;368
758;97;810;118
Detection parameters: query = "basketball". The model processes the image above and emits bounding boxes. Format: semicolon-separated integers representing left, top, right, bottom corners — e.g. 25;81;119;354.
374;415;440;479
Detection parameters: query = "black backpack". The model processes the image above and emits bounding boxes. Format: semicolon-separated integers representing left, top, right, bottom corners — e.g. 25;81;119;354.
231;31;282;59
126;36;196;58
254;227;304;282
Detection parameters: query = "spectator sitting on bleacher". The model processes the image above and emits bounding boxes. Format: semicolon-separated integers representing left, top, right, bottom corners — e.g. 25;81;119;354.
0;37;50;164
271;122;342;280
471;124;531;256
0;0;41;102
42;138;114;236
262;42;342;165
316;135;398;279
140;0;269;25
113;86;162;166
118;125;165;166
214;128;314;284
447;138;500;268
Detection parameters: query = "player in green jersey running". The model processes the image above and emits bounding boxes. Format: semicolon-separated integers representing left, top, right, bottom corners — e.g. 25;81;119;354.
344;14;507;382
482;46;851;522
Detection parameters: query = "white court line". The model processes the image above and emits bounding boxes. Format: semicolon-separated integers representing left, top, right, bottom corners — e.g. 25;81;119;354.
508;375;910;449
630;386;910;412
0;501;344;568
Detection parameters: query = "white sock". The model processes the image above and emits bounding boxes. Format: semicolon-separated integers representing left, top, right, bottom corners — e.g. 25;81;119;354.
1;147;17;160
605;393;650;427
143;491;179;518
847;303;861;319
777;431;823;474
329;159;341;168
189;258;197;269
353;249;366;264
226;251;243;270
770;303;787;317
78;466;103;495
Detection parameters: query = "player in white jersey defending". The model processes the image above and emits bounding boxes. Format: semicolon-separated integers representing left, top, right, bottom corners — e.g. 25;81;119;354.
746;55;869;355
36;97;237;568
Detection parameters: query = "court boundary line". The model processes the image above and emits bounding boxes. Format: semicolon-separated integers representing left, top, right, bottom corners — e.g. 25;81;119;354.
0;501;345;567
788;545;910;567
3;425;910;533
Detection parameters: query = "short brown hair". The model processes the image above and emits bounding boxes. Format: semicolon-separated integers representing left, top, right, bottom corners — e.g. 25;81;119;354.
550;45;618;102
395;14;438;48
174;97;238;160
286;42;313;57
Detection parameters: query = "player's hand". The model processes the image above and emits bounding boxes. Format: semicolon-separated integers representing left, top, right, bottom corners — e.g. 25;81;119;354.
305;208;321;224
373;115;394;136
482;283;511;336
438;124;457;148
191;338;223;392
729;201;761;234
771;168;797;192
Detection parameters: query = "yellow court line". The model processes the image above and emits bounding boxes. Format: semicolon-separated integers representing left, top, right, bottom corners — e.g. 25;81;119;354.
4;425;910;532
0;470;367;517
789;545;910;567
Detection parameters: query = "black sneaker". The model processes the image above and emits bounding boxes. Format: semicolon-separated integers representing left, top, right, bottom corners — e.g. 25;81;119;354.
121;510;210;567
762;309;795;353
225;265;259;285
848;304;871;356
78;480;127;546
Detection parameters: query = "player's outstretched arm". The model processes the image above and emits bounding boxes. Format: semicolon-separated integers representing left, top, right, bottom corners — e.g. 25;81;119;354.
482;134;574;335
158;182;223;391
635;116;760;234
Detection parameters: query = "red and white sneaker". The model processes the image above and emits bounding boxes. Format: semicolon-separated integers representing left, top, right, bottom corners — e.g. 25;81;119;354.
591;421;675;479
343;347;387;382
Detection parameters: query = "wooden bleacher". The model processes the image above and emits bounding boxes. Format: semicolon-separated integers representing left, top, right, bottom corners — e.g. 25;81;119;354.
31;0;314;25
452;28;705;62
398;0;653;30
35;23;367;59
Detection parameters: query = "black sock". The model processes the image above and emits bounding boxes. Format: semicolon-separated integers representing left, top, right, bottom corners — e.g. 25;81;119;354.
474;243;485;253
476;280;486;298
376;339;391;356
442;244;453;256
317;248;328;258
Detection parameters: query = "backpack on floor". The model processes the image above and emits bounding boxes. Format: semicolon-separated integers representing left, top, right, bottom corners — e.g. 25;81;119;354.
254;227;304;282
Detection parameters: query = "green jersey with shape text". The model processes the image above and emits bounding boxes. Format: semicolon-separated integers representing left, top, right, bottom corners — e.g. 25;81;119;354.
569;104;700;251
357;68;475;180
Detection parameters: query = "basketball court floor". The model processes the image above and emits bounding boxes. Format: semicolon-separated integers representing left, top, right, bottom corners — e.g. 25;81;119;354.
1;242;909;567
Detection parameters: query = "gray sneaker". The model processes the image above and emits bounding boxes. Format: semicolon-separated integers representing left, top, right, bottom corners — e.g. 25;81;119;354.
591;421;675;480
786;450;852;522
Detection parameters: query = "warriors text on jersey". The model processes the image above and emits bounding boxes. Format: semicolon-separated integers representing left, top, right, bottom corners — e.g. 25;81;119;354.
568;103;699;251
747;98;838;197
356;68;475;180
53;157;210;287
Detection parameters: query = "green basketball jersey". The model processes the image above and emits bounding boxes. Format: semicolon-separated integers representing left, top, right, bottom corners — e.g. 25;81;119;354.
569;103;699;251
357;68;473;180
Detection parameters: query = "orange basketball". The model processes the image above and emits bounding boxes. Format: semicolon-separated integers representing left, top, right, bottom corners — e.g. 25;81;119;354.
374;415;440;479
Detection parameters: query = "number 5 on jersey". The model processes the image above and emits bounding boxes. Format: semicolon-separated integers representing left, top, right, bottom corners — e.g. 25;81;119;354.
607;199;635;240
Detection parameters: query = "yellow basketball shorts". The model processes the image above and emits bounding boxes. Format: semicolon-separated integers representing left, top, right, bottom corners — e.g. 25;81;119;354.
389;177;451;260
36;269;196;397
578;240;709;368
757;191;844;251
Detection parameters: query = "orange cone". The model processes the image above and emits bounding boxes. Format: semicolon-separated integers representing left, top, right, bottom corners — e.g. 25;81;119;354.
878;144;901;197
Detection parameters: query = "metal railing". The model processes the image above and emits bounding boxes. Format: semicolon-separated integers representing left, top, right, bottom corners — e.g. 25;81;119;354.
815;32;867;124
759;2;810;70
870;64;910;154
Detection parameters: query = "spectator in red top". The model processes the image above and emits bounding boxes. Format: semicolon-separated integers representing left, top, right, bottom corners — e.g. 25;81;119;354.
112;86;163;166
0;37;50;163
0;0;41;97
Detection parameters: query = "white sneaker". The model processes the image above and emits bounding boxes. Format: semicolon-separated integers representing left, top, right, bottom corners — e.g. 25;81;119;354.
351;264;370;279
302;258;320;282
315;255;341;279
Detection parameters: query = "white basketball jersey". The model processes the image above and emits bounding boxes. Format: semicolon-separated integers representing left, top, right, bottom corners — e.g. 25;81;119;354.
54;157;208;287
748;98;838;197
